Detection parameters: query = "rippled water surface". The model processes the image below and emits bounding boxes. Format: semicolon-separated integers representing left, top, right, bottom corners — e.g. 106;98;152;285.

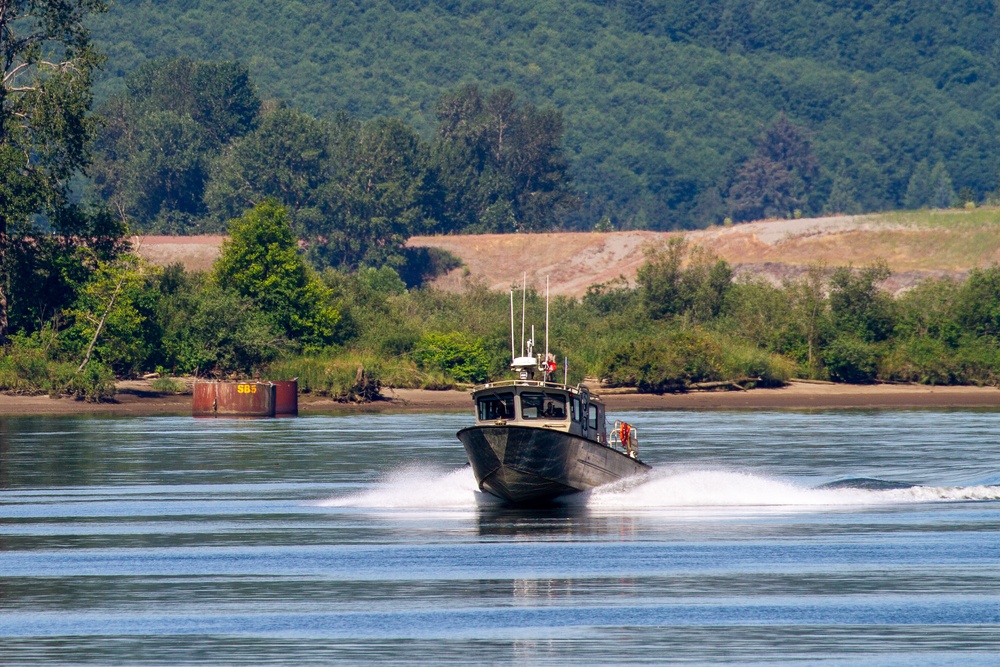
1;410;999;665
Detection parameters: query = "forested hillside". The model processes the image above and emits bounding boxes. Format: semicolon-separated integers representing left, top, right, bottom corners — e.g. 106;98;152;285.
89;0;1000;229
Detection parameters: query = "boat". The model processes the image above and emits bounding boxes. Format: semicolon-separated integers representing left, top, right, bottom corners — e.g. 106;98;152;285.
457;278;651;505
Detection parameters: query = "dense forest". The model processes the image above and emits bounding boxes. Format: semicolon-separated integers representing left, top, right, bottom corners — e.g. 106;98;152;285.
89;0;1000;229
5;0;1000;401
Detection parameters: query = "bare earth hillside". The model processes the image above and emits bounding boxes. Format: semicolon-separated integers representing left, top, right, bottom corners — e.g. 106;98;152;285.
136;210;1000;295
136;235;224;272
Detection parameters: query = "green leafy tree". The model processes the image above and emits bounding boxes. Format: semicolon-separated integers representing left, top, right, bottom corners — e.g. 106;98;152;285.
928;161;956;209
213;200;339;349
205;104;328;226
904;159;932;209
156;270;281;376
124;57;260;146
636;238;732;321
0;0;125;345
432;84;575;232
91;57;261;232
65;254;160;376
824;162;862;215
828;261;894;342
955;267;1000;338
209;109;441;271
786;264;830;374
312;116;439;269
728;115;819;222
636;238;686;319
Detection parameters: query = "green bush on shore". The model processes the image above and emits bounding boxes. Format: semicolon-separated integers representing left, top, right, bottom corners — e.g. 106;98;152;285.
598;329;792;393
0;337;116;402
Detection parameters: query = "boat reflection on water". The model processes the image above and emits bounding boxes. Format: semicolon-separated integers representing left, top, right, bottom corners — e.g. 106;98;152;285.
474;503;639;541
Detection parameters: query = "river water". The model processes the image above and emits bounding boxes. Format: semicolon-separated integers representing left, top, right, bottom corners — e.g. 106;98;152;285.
1;410;999;665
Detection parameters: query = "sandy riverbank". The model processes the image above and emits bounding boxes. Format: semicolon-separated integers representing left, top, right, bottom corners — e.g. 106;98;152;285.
2;380;999;417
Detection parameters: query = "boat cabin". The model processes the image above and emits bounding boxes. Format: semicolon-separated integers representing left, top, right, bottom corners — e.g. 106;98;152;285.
472;380;608;444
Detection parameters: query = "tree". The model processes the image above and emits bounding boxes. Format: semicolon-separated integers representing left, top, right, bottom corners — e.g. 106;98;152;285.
636;238;732;321
213;200;339;349
727;155;795;222
90;57;261;232
955;267;1000;338
0;0;124;345
66;253;160;377
929;161;956;209
786;264;830;374
124;58;260;146
208;109;438;271
432;84;575;232
636;237;686;319
828;261;894;342
824;163;862;215
728;114;819;222
155;269;281;376
311;116;439;270
205;105;328;227
904;159;932;209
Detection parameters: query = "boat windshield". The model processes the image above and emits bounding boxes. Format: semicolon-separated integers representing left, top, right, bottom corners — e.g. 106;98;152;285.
478;392;514;421
520;392;567;420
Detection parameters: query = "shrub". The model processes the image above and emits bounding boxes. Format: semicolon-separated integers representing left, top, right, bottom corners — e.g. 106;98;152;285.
412;331;491;383
953;336;1000;385
823;334;880;383
268;354;389;401
879;337;958;385
599;330;721;393
0;339;116;401
0;337;51;393
717;340;794;388
149;377;188;393
62;362;117;402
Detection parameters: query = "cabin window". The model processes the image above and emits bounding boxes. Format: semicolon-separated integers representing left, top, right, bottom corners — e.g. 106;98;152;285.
588;404;598;430
572;397;582;422
520;392;567;420
478;393;514;421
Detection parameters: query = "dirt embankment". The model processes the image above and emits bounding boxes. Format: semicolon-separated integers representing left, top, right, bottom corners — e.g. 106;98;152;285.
407;211;1000;296
134;210;1000;296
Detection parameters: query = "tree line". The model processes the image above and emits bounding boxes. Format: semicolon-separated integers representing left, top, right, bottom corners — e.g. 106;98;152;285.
90;0;1000;229
5;1;1000;401
90;58;574;270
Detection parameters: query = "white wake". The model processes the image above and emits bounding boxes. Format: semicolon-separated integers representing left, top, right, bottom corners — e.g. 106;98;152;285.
582;469;1000;511
316;465;1000;511
317;465;493;509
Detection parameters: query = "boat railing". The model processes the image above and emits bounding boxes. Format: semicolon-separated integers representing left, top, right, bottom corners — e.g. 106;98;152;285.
474;379;588;393
609;420;639;459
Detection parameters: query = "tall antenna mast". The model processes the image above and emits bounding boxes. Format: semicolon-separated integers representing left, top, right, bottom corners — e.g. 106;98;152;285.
545;275;549;366
509;289;516;364
520;272;526;358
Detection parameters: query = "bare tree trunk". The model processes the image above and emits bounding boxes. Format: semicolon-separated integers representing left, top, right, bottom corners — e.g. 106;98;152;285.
0;232;8;347
0;280;8;347
76;261;130;373
75;226;142;373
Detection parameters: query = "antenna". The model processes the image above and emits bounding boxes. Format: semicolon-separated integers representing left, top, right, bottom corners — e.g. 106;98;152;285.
545;275;549;368
509;289;516;364
520;272;526;358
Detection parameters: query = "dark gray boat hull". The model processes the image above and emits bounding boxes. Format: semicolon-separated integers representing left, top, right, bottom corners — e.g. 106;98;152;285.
457;425;651;505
